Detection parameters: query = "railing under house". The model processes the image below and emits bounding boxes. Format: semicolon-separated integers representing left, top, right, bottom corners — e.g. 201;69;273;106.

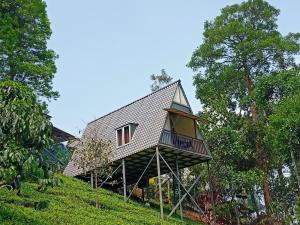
159;130;209;157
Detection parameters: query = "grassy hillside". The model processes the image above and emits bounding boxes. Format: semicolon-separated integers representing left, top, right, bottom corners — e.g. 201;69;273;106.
0;175;201;225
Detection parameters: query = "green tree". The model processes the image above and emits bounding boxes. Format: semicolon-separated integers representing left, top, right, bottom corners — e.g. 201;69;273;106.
196;108;263;223
0;0;58;99
150;69;173;92
255;68;300;190
250;68;300;221
188;0;300;217
0;81;53;192
269;92;300;221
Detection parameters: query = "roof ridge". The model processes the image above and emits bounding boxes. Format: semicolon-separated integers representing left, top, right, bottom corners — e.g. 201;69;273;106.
88;79;181;125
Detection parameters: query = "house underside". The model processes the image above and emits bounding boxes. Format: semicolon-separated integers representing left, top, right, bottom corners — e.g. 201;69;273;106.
77;134;210;187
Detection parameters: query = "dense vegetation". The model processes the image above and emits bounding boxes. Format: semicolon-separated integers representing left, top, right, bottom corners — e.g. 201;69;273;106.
0;0;59;192
0;175;200;225
0;0;58;99
1;0;299;224
188;0;300;224
0;81;54;192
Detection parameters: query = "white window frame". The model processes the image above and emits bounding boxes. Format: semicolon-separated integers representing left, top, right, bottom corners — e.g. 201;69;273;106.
116;125;131;147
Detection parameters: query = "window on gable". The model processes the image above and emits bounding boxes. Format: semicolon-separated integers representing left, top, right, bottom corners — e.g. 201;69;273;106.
116;124;137;147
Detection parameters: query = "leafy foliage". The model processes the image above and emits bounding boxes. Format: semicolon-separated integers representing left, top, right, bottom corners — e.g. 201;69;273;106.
251;69;300;220
0;0;58;99
267;80;300;162
43;143;72;172
150;69;173;92
0;81;52;190
188;0;300;112
0;0;62;194
188;0;300;223
73;128;112;178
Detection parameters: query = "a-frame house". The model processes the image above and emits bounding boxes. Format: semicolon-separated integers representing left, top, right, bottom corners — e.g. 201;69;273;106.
64;80;213;221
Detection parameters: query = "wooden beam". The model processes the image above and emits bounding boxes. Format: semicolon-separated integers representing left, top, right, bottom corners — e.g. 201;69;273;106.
156;146;164;220
163;108;209;124
176;157;183;220
122;159;126;201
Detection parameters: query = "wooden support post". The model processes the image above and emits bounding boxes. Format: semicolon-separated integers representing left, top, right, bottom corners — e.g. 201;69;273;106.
176;157;183;220
146;177;150;202
156;146;164;220
90;172;94;189
159;152;208;220
207;161;216;225
126;153;156;202
168;171;203;218
172;174;176;206
122;159;126;202
167;177;170;204
99;163;122;189
142;188;145;201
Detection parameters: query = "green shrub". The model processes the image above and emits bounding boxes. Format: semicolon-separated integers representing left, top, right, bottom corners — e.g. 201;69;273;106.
0;175;201;225
35;200;49;210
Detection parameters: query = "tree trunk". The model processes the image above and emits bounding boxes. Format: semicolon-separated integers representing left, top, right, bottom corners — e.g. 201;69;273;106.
95;171;100;208
244;72;272;215
95;171;97;189
90;172;94;189
234;205;241;225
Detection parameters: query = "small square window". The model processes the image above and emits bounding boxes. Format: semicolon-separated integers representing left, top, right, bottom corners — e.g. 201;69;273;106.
124;126;130;144
116;124;137;147
117;129;123;146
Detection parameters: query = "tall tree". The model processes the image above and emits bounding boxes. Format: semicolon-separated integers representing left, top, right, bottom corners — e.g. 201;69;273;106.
150;69;173;92
269;91;300;220
0;0;61;192
252;68;300;221
188;0;300;216
254;68;300;192
0;0;58;99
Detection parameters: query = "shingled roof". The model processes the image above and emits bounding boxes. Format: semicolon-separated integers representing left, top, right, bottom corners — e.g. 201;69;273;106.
64;80;181;177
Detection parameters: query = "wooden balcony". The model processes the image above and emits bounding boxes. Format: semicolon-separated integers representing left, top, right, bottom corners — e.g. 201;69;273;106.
159;130;209;157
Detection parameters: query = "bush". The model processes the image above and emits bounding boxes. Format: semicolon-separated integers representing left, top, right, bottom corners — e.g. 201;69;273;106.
0;81;52;190
0;175;201;225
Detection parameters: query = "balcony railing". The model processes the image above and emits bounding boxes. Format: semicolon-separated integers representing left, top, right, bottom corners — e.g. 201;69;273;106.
159;130;209;157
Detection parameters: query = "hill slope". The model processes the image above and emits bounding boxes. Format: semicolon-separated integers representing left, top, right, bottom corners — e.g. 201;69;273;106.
0;175;201;225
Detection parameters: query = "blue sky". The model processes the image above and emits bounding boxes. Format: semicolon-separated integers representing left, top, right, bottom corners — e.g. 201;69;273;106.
45;0;300;136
